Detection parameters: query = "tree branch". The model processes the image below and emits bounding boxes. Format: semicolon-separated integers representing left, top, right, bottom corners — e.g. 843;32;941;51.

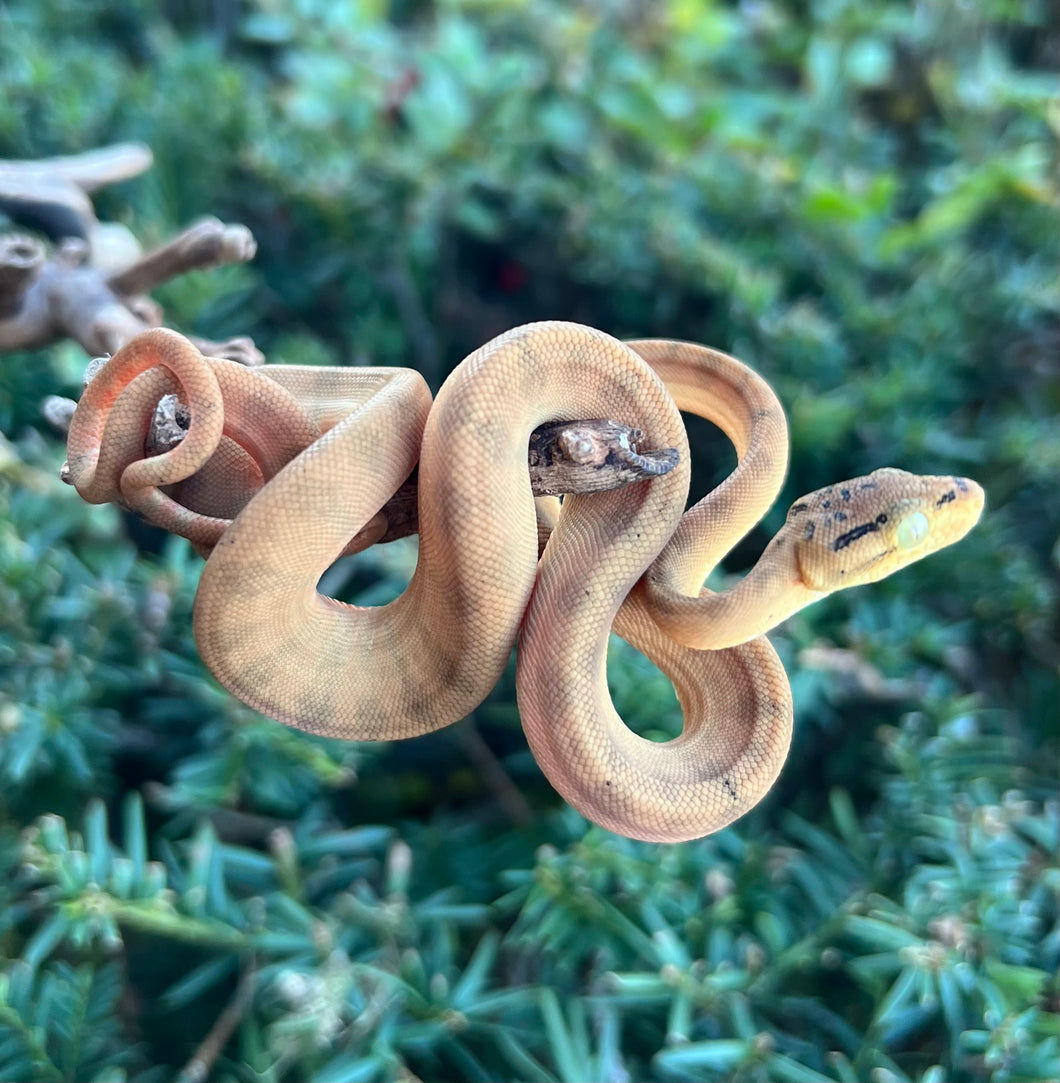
0;142;153;242
77;383;679;543
7;147;679;535
108;217;257;297
527;417;680;495
0;145;261;363
323;417;678;544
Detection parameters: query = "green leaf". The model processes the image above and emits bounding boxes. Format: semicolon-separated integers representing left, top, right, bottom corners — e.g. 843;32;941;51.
654;1038;748;1073
450;930;499;1010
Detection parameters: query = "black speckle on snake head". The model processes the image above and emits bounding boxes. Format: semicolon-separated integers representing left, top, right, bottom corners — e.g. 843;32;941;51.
788;466;985;593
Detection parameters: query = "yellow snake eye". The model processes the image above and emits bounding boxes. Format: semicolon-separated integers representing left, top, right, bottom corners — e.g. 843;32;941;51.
896;511;930;550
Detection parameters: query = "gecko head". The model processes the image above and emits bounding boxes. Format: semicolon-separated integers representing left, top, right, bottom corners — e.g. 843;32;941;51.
785;467;984;593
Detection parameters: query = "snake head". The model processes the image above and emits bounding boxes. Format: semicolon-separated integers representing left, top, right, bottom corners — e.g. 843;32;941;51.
786;467;985;592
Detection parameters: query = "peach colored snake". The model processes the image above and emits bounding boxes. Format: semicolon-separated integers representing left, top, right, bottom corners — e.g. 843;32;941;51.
64;323;984;841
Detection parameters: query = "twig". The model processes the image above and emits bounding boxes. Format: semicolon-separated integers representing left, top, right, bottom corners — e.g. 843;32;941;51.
365;418;678;543
382;256;442;389
108;217;257;297
175;956;257;1083
0;234;45;318
0;145;261;363
0;142;153;242
0;225;261;362
62;389;677;543
527;417;680;495
455;718;533;826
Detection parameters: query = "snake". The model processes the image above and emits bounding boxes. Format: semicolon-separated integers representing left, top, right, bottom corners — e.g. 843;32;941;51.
64;322;984;842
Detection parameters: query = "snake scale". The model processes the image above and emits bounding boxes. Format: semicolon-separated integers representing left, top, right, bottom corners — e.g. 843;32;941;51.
64;322;984;841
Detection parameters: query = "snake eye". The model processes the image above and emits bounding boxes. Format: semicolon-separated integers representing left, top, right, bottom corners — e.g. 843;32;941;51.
896;511;929;550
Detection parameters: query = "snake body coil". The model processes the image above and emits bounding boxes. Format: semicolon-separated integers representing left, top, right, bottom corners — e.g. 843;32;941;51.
65;322;984;841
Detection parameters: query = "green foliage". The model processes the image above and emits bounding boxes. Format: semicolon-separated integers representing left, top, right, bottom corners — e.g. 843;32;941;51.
0;0;1056;1080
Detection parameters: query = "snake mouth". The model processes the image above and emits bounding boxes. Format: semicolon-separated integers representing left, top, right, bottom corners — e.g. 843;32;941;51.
860;545;900;576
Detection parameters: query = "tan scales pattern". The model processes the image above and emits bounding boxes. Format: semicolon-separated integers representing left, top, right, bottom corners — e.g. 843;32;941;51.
65;324;985;842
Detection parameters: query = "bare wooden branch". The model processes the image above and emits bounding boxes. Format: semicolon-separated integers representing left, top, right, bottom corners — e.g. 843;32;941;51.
56;346;675;528
0;143;153;243
528;417;680;495
144;393;191;456
108;217;257;296
41;394;77;432
0;143;154;195
9;146;680;547
0;224;261;361
53;356;677;550
367;418;678;544
0;147;261;364
0;239;154;356
0;234;45;318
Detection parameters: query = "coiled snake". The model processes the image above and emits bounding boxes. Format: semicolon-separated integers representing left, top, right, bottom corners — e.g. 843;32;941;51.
64;322;983;841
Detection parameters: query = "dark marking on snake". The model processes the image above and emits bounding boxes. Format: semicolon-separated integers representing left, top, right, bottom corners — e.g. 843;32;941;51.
833;512;890;551
841;488;851;501
834;511;847;522
805;521;816;541
788;502;808;517
822;500;831;509
723;777;737;800
859;480;878;490
936;489;956;507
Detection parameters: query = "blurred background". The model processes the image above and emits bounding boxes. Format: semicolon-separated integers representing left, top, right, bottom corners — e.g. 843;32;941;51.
0;1;1057;1081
